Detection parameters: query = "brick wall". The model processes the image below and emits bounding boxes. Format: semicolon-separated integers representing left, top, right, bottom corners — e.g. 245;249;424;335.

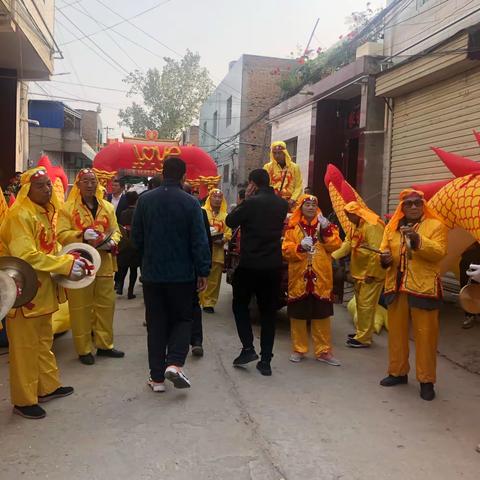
238;56;297;185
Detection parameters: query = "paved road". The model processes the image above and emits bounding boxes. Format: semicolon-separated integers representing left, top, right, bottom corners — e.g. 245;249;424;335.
1;281;480;479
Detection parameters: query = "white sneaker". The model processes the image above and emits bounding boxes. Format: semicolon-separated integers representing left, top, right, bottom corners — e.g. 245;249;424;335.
164;366;191;389
316;352;342;366
147;378;166;392
289;352;305;363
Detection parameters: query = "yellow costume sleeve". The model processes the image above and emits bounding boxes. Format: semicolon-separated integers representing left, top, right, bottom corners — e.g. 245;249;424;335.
416;221;448;263
103;202;121;244
57;206;83;245
364;223;386;278
223;224;232;242
320;226;342;253
331;239;352;260
291;164;303;202
282;227;305;262
6;214;73;275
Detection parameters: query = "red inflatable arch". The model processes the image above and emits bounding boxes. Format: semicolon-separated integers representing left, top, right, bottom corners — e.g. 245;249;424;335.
92;130;220;198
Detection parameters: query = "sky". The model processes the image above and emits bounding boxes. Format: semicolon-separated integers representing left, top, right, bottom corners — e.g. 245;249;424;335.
32;0;386;138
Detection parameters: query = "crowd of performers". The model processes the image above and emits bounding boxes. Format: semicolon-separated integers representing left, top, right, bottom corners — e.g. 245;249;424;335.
0;139;478;421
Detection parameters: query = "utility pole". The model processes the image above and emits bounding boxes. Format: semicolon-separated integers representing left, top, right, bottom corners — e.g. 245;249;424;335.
104;126;114;142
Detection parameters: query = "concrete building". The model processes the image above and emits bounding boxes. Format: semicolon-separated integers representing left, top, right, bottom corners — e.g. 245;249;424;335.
76;108;103;152
0;0;57;185
269;51;386;214
180;125;200;146
28;100;97;184
377;0;480;214
199;55;297;204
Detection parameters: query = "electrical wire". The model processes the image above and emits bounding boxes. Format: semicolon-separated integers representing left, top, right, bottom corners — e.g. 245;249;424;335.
55;17;129;76
56;8;131;75
386;0;478;52
77;2;140;69
59;0;174;47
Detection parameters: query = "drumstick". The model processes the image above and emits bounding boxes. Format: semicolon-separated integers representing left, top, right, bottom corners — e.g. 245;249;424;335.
359;244;383;254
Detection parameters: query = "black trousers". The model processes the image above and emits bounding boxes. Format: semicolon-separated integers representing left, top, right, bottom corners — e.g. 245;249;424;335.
143;281;196;382
191;291;203;346
117;265;138;295
232;267;281;360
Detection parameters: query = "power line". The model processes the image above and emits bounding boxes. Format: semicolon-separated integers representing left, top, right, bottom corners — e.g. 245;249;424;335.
93;0;182;58
56;8;131;75
385;0;477;52
383;0;450;30
59;0;174;47
77;2;140;69
55;17;129;76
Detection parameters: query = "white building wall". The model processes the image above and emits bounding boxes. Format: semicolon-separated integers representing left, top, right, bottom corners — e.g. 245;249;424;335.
271;105;312;188
384;0;480;62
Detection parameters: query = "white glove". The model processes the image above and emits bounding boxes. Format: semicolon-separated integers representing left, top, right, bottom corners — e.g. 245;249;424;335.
317;214;330;229
70;259;86;280
467;264;480;282
301;236;314;251
84;228;99;241
98;239;116;251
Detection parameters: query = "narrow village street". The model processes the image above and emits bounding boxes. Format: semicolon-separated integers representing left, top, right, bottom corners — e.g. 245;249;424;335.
1;282;480;480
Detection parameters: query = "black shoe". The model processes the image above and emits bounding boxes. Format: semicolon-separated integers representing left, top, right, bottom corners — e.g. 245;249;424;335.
346;338;370;348
127;293;136;300
97;348;125;358
233;349;259;366
256;360;272;376
348;333;356;339
380;375;408;387
420;382;435;401
203;307;215;314
13;404;46;419
79;353;95;365
38;386;74;403
191;345;204;357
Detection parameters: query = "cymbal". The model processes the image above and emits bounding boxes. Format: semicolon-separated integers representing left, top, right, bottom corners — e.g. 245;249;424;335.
0;271;17;319
53;243;101;289
0;256;38;308
459;283;480;314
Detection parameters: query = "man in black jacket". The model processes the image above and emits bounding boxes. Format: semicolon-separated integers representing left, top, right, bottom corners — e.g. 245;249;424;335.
226;169;288;376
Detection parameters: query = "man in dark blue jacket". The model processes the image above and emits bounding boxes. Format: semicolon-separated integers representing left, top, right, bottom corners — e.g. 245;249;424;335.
132;157;210;391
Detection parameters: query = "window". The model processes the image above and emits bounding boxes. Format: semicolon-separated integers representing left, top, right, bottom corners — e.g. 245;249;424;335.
213;111;218;138
226;96;232;127
285;137;298;163
223;164;230;184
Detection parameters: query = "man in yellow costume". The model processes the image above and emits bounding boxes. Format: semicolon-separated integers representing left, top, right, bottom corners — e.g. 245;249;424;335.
0;167;87;419
263;141;303;209
57;168;124;365
200;189;231;314
379;189;447;401
332;201;386;348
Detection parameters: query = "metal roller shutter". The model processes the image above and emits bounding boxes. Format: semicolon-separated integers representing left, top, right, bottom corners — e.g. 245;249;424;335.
388;66;480;212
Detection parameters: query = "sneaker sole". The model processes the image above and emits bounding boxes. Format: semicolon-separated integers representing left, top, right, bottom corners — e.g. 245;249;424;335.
233;355;259;367
13;408;46;419
38;390;74;403
165;370;191;389
289;357;303;363
316;358;341;366
191;347;204;357
148;384;166;393
346;342;370;348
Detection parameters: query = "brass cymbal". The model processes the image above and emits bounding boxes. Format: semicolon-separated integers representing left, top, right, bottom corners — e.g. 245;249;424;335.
459;283;480;314
0;271;17;319
0;256;38;308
